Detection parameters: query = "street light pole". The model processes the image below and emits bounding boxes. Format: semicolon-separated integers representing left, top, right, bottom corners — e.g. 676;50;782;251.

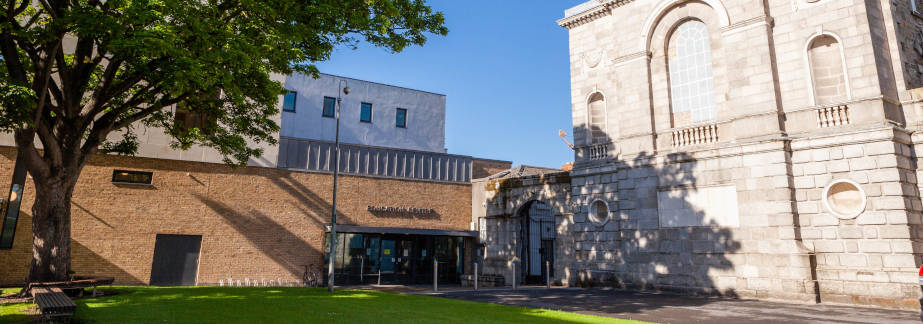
328;80;349;293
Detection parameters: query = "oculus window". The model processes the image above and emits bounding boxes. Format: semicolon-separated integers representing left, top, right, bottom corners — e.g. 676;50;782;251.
588;199;610;225
322;97;336;118
360;103;373;123
395;108;407;128
112;170;154;185
282;91;297;112
823;179;866;219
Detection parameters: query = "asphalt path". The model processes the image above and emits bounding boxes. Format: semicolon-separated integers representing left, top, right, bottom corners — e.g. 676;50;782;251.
424;287;920;323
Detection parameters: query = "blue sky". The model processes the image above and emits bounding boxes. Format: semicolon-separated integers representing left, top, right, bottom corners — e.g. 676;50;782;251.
314;0;587;169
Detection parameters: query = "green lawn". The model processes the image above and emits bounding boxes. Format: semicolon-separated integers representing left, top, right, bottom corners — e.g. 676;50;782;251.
0;286;646;324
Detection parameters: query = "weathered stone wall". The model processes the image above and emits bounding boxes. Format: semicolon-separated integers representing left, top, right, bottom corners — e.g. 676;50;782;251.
0;146;472;286
475;173;572;285
791;128;921;308
523;0;923;310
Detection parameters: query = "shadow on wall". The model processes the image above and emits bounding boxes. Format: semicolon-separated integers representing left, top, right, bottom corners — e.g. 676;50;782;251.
70;239;142;284
578;124;741;297
481;123;743;304
196;192;326;279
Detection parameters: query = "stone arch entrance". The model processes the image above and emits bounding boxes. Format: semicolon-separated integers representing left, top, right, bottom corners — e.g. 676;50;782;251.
517;200;555;284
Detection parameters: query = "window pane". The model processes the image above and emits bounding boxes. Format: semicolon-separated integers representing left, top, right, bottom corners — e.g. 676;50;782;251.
282;91;297;112
668;20;717;123
396;108;407;128
360;103;372;122
322;97;336;117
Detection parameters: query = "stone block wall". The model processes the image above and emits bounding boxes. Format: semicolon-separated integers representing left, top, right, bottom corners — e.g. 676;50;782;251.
551;0;923;309
789;127;920;308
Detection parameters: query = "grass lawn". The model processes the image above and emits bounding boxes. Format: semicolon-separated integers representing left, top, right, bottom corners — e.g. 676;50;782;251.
0;286;647;324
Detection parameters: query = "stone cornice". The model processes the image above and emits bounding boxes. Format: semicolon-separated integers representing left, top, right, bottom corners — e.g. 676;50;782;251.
557;0;636;29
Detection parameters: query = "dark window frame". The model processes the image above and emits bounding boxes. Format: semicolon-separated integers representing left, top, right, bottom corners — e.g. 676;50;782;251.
282;91;297;112
360;102;373;123
112;170;154;186
322;97;336;118
395;108;407;128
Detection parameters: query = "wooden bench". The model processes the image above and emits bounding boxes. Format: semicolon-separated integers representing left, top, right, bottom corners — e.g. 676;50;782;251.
31;287;76;321
26;276;114;297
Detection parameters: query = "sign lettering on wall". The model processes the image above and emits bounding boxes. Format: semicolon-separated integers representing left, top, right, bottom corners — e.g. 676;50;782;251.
367;206;438;218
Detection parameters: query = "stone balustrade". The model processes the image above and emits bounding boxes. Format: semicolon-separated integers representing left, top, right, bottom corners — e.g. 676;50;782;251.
816;104;850;128
584;143;609;160
671;124;718;147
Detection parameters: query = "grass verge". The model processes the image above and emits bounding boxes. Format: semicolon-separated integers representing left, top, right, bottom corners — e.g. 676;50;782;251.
0;286;648;324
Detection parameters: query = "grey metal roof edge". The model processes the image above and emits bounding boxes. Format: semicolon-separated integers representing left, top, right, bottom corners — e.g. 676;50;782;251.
280;136;476;160
278;166;473;185
294;72;448;97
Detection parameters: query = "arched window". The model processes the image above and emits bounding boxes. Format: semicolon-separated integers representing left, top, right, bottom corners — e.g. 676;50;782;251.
587;93;607;144
668;20;717;124
808;35;848;105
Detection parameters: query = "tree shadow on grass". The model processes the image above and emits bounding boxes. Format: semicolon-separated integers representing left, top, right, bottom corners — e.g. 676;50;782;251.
68;286;625;324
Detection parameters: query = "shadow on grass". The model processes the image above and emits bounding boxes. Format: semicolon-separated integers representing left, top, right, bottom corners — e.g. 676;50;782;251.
60;286;640;324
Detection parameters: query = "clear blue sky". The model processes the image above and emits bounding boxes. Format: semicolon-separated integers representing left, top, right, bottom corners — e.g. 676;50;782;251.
314;0;587;169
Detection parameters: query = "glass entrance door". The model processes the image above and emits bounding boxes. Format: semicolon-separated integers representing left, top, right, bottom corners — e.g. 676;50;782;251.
380;239;396;273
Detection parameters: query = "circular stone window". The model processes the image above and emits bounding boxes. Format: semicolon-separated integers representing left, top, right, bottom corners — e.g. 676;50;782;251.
822;179;867;219
588;199;610;225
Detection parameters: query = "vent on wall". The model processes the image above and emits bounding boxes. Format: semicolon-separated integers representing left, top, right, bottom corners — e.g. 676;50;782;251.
112;170;154;185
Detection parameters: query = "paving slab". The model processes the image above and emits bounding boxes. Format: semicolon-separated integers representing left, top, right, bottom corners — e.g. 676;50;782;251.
423;288;920;324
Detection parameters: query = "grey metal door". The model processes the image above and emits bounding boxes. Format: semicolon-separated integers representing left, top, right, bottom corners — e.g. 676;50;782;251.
150;234;202;286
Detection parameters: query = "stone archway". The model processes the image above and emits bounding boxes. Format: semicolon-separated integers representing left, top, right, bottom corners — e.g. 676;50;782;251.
516;200;555;284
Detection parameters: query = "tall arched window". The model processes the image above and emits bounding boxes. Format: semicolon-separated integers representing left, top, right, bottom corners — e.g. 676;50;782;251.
808;35;848;105
587;93;607;144
668;20;717;124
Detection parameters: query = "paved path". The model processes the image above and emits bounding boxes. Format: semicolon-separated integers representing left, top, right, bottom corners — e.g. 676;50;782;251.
422;288;920;323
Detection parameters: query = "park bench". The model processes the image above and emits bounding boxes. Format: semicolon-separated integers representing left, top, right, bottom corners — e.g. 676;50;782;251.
25;276;114;297
31;287;76;321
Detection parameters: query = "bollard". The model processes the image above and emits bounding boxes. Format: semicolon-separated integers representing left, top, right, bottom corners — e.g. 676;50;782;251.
511;262;516;290
377;267;382;286
546;261;551;289
474;262;479;291
433;259;439;292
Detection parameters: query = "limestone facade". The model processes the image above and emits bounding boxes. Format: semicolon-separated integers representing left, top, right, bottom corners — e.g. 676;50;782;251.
474;0;923;310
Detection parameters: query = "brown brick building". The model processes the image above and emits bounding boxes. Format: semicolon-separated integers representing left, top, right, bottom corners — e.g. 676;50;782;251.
0;74;511;287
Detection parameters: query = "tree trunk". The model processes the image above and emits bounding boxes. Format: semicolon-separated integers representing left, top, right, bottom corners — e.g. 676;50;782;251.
27;180;74;283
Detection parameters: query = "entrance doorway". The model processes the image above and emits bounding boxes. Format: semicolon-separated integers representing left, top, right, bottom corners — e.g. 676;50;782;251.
326;232;467;285
520;201;555;284
150;234;202;286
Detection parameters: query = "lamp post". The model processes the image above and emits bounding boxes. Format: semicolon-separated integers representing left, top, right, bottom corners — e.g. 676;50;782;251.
328;80;349;293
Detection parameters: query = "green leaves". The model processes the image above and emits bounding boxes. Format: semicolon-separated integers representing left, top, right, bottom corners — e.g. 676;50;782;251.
0;0;446;166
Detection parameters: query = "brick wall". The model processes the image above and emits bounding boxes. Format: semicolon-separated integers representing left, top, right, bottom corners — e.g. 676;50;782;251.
0;146;471;286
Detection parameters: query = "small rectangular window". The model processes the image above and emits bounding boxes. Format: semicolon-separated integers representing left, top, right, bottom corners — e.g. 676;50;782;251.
282;91;297;112
395;108;407;128
360;103;373;123
322;97;336;118
112;170;153;185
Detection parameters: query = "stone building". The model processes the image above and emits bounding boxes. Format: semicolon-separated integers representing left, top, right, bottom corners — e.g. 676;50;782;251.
474;0;923;310
0;73;510;287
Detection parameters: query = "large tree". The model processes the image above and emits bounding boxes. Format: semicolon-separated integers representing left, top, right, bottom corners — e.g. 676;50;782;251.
0;0;446;284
